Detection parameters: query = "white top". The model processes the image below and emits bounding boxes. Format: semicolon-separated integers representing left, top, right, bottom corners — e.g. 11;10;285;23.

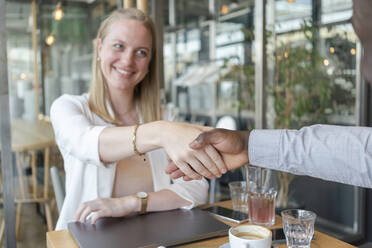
249;124;372;188
50;94;208;230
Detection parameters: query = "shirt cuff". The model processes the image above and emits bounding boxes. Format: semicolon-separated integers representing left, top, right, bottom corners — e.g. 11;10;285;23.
248;129;283;168
83;125;110;168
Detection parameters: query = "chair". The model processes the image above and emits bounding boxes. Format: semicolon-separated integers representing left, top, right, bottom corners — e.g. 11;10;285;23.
209;116;238;204
50;166;65;214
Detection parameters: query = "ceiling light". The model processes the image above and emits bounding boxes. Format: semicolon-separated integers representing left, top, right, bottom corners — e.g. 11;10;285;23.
221;5;229;15
46;35;55;46
53;2;64;21
323;59;329;66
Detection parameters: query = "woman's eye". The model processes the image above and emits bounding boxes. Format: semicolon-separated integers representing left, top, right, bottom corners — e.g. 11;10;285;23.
136;50;148;57
113;44;123;49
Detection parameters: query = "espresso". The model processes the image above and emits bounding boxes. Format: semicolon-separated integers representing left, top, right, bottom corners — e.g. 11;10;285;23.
235;232;265;240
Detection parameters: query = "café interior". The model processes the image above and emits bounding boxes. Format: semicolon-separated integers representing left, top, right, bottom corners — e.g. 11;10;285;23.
1;0;372;247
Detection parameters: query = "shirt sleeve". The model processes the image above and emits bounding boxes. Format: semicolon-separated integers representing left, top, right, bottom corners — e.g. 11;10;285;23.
50;95;108;167
148;148;209;209
248;124;372;188
167;177;209;209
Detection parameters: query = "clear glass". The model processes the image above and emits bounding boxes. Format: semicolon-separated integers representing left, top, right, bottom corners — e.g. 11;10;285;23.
246;165;273;190
228;181;249;213
281;209;317;248
247;188;277;226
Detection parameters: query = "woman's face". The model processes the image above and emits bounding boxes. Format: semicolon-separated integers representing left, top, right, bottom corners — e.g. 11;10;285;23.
98;18;152;92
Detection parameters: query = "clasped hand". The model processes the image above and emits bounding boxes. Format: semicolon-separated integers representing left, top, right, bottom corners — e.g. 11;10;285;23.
165;128;250;180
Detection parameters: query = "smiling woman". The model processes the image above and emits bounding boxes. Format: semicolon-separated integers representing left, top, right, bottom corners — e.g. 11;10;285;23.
97;19;152;94
50;8;228;230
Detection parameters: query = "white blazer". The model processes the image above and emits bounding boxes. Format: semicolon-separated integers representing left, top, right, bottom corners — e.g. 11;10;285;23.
50;93;208;230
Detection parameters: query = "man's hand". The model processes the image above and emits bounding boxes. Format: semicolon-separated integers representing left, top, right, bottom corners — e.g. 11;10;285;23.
165;128;250;180
189;128;249;154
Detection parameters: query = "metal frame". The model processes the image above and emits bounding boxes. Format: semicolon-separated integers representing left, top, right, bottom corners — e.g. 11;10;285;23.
151;0;165;92
254;0;266;129
169;0;177;105
0;0;16;246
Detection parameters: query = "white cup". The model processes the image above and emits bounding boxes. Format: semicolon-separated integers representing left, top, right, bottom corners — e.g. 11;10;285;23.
229;224;272;248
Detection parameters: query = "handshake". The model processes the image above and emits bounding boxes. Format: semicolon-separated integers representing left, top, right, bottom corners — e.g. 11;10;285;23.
165;128;250;181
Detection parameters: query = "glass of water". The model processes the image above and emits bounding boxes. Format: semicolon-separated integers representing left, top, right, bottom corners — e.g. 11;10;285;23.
281;209;317;248
228;181;249;213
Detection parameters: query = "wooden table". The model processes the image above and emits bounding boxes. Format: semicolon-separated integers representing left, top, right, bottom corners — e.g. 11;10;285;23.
46;201;356;248
0;119;55;240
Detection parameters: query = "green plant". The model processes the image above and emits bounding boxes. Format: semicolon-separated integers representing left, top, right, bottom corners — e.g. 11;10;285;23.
272;21;334;129
219;60;255;113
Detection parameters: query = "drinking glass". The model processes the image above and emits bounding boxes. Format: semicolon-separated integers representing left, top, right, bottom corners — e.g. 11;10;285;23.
245;165;272;190
247;187;277;226
228;181;249;213
281;209;317;248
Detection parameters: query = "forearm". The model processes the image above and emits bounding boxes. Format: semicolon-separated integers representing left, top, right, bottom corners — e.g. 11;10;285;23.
99;121;165;163
100;121;225;179
75;189;191;224
249;124;372;188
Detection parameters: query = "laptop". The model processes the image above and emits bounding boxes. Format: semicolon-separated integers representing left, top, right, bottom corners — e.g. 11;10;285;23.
68;208;229;248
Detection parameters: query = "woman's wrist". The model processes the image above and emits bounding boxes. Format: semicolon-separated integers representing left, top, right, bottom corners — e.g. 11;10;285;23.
136;120;167;153
126;195;141;213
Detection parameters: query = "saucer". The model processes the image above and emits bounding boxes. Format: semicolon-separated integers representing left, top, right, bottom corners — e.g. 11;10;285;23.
219;242;230;248
219;243;278;248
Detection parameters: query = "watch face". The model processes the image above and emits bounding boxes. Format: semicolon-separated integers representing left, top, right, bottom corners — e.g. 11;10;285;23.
137;192;148;198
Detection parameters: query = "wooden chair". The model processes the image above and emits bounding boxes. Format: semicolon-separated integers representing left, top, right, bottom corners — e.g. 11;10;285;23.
50;166;65;215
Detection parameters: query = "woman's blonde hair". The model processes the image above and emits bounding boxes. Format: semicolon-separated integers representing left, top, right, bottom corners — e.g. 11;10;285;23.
88;8;161;125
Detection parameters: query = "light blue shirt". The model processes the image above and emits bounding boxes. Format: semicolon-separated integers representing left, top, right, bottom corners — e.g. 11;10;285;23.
249;124;372;188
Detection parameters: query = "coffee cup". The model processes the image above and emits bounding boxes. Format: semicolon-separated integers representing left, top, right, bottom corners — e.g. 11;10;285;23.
229;224;272;248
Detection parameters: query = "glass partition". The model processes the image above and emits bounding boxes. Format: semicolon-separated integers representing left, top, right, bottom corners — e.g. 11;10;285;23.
4;1;118;247
164;0;256;129
266;0;364;242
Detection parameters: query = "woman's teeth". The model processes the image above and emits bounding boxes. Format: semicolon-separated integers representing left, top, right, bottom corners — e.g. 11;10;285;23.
116;68;132;75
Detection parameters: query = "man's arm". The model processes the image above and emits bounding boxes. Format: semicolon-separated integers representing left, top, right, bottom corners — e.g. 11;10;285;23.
249;124;372;188
167;125;372;188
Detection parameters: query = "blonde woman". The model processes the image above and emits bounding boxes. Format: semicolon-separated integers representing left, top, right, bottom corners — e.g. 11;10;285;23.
51;8;226;230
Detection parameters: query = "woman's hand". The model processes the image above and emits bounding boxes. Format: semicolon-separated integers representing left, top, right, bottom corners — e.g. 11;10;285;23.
165;128;250;181
158;122;227;180
74;196;138;225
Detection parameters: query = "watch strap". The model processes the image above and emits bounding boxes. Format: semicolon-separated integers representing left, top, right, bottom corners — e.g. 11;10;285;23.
139;196;147;215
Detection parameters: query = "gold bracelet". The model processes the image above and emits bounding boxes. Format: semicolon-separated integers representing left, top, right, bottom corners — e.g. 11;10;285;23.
133;124;145;157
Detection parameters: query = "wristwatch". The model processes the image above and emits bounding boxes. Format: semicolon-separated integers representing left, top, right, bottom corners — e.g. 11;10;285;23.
136;191;148;215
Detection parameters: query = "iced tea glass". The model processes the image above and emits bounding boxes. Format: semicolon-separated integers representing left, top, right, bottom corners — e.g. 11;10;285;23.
247;188;277;226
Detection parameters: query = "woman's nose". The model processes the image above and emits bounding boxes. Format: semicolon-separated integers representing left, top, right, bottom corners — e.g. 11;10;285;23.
122;50;134;66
